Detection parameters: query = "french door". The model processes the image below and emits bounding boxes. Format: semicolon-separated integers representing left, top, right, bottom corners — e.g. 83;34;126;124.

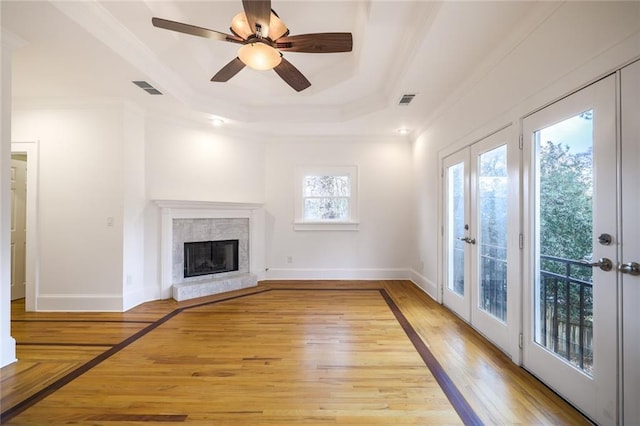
522;75;618;424
443;149;471;321
443;127;518;353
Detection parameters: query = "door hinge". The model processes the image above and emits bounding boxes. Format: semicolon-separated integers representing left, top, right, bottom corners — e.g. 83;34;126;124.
441;168;444;178
519;333;523;349
519;234;524;249
519;134;523;150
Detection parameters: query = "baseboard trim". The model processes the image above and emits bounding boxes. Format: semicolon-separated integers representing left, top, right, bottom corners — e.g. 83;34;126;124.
36;294;124;312
408;270;438;301
264;268;412;280
0;336;17;367
123;286;161;311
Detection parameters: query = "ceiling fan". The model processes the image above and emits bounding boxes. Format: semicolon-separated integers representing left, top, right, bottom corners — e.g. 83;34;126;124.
152;0;353;92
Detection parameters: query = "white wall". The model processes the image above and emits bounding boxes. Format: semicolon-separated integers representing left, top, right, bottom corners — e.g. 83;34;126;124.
264;137;414;279
145;118;265;203
411;135;439;296
11;102;136;311
412;1;640;298
122;104;146;310
143;118;266;295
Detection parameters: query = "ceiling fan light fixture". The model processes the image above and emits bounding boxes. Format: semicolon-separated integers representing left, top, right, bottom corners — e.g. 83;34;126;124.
269;13;288;40
231;11;288;41
230;12;253;39
238;42;282;70
151;0;352;91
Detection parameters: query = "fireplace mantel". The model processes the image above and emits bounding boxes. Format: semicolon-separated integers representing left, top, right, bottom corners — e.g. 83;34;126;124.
155;200;263;211
155;200;265;300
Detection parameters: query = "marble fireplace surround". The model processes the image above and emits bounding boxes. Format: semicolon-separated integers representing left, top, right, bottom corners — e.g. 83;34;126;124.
155;200;265;301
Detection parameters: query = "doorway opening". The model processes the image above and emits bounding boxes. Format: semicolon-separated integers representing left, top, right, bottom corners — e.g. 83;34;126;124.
11;141;38;312
10;153;26;301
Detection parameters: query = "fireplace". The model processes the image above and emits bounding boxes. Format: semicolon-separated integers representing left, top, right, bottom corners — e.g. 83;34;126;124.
156;200;265;301
184;240;239;278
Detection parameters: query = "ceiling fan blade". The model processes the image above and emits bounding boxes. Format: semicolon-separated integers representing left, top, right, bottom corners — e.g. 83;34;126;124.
152;17;244;44
211;58;246;82
273;58;311;92
242;0;271;37
276;33;353;53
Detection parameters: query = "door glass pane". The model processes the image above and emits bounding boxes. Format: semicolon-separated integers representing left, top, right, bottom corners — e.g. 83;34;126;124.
478;145;508;322
534;111;594;375
447;162;465;295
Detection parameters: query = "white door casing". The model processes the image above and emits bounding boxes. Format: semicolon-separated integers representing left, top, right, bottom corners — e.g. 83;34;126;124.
620;59;640;426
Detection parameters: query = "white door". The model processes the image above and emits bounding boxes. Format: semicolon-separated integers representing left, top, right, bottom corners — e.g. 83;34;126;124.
11;155;27;300
621;60;640;426
469;131;518;353
522;75;617;424
443;127;518;353
443;149;471;321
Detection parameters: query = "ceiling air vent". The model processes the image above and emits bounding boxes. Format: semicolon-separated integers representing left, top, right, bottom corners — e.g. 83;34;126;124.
132;80;162;95
398;93;416;106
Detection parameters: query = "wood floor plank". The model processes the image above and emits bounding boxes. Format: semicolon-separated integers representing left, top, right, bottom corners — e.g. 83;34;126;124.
1;281;590;425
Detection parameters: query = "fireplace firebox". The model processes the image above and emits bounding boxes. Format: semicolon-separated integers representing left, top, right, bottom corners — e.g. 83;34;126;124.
183;240;239;278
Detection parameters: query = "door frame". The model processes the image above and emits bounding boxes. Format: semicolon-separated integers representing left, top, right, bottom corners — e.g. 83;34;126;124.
11;141;39;311
620;60;640;426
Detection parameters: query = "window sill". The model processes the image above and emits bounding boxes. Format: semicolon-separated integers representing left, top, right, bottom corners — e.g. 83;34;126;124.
293;221;360;231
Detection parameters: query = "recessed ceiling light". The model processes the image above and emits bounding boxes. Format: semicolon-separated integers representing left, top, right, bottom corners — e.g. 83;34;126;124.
397;128;410;135
212;118;224;127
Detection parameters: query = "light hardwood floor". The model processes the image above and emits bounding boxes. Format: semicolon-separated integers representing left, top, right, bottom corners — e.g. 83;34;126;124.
1;280;590;425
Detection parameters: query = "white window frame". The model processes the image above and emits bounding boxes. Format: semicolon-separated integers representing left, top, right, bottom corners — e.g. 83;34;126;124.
294;165;359;231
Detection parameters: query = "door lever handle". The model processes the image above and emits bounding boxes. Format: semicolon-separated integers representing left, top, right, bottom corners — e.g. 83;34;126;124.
580;257;613;272
457;236;476;245
619;262;640;276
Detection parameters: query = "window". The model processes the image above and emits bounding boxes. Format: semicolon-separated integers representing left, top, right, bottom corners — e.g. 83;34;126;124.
294;166;359;231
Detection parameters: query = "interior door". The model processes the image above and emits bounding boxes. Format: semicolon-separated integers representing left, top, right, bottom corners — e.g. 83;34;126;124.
621;59;640;426
443;128;517;353
443;149;471;321
522;75;617;424
10;155;27;300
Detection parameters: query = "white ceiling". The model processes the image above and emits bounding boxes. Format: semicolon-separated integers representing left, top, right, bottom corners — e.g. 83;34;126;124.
2;1;558;138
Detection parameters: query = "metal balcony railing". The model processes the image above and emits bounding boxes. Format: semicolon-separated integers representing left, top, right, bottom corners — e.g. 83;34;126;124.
538;255;593;374
451;243;507;321
479;243;507;321
450;248;593;373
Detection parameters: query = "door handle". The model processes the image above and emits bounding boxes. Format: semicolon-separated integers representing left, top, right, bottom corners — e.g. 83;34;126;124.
580;257;613;272
619;262;640;276
457;236;476;245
